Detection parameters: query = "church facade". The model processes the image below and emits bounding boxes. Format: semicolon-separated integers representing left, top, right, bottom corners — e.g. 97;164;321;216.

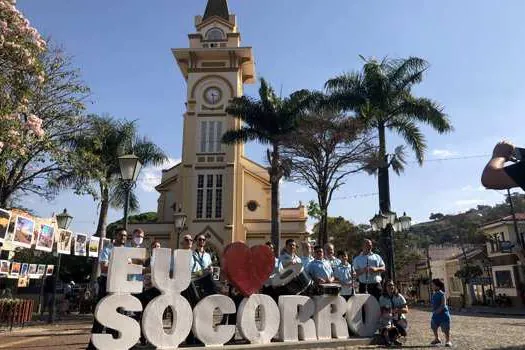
132;0;308;254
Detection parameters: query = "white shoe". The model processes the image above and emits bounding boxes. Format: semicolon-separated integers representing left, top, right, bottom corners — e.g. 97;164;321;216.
445;341;452;347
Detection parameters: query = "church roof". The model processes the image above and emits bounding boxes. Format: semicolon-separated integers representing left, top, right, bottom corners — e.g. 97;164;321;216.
203;0;230;22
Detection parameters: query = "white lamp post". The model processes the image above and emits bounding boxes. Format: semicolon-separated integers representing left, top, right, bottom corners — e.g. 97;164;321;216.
173;210;187;249
118;154;142;231
52;208;73;323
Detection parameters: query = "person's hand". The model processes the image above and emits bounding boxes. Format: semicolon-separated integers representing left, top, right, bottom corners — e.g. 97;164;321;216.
492;141;514;160
318;278;326;284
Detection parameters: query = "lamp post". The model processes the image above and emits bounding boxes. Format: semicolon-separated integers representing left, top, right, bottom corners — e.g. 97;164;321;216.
118;154;142;231
52;209;73;323
173;210;187;249
370;211;411;282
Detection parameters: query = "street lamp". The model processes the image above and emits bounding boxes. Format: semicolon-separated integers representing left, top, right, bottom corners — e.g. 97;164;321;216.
118;154;142;231
173;210;187;249
52;209;73;323
370;210;411;281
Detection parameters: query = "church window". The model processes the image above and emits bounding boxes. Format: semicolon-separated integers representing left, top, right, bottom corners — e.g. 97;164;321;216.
196;173;223;219
196;175;204;218
206;28;225;41
199;120;224;153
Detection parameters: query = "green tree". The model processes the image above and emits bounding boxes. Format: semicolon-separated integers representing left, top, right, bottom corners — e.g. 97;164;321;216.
0;45;89;207
106;212;158;239
326;56;453;213
222;78;307;254
57;116;167;241
282;103;374;246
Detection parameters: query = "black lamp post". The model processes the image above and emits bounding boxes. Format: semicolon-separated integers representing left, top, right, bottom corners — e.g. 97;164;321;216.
173;210;187;249
118;154;142;231
370;211;411;282
52;208;73;322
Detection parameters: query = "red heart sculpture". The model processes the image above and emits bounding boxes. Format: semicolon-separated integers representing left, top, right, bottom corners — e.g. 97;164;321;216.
222;242;274;297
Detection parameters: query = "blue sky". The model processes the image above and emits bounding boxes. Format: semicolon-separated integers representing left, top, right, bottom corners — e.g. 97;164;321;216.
18;0;524;234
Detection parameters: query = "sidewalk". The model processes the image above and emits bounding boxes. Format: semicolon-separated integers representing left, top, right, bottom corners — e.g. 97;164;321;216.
412;304;525;316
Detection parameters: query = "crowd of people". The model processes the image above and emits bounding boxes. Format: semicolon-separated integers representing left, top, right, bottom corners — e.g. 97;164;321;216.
86;229;453;349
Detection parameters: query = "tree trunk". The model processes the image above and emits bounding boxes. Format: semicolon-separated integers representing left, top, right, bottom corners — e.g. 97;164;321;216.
377;124;391;214
96;183;110;240
0;188;9;208
270;144;281;256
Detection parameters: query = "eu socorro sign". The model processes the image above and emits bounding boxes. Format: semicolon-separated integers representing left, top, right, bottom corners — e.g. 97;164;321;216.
90;248;381;349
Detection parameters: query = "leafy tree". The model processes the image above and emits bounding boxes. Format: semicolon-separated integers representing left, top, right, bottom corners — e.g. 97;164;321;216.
106;212;158;239
282;103;375;246
325;56;453;214
57;116;167;241
222;78;307;254
0;45;89;207
429;213;445;221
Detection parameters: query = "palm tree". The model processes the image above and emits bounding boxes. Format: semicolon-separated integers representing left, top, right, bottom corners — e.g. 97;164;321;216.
57;115;167;241
222;78;306;254
326;56;453;278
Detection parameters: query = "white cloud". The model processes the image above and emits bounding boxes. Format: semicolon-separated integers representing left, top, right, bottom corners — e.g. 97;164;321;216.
138;157;181;193
461;185;486;192
432;149;459;158
296;187;308;193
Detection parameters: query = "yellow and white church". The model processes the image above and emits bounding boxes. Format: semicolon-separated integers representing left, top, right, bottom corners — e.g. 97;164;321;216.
132;0;308;254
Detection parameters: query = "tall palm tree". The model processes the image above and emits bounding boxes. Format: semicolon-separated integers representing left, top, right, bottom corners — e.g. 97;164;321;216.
57;115;167;241
326;56;452;278
222;78;306;254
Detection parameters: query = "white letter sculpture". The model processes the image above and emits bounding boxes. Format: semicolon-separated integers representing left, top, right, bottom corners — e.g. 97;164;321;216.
238;294;280;344
278;295;317;342
142;248;193;349
193;295;236;346
92;247;146;350
346;294;381;337
313;295;349;340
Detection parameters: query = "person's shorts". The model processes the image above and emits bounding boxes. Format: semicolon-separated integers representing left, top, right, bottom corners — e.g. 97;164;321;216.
431;316;450;332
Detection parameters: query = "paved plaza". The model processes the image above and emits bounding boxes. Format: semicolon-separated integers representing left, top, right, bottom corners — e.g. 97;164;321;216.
0;308;524;349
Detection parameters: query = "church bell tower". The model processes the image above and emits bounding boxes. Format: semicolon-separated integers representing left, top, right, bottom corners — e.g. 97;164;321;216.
168;0;256;248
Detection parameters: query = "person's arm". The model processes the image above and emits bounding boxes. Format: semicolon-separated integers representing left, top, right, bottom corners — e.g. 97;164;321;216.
371;255;386;273
482;141;521;189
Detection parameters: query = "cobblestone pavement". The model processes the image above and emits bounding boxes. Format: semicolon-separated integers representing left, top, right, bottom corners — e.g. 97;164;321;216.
0;308;524;349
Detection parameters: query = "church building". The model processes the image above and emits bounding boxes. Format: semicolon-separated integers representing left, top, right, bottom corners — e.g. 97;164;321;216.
133;0;308;254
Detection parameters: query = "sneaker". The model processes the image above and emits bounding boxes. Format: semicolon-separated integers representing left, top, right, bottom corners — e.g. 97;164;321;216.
445;341;452;347
431;339;441;345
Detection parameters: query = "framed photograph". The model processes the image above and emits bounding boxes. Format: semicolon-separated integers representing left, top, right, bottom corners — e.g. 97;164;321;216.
88;236;100;258
57;229;73;255
0;209;11;242
100;238;111;258
17;276;29;288
36;264;46;276
45;265;54;276
0;260;10;274
35;223;55;252
20;263;29;276
28;264;38;278
10;262;21;277
12;215;35;248
74;233;87;256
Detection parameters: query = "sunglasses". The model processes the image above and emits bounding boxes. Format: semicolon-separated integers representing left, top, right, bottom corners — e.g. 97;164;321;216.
197;238;206;242
184;238;193;242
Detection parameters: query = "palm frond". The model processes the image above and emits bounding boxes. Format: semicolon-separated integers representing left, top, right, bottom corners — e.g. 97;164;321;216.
397;97;453;133
221;128;269;145
388;57;429;88
390;145;407;175
388;118;426;164
133;137;168;167
109;180;139;211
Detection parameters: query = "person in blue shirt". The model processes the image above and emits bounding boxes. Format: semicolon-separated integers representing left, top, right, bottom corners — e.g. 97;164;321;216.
324;243;341;268
192;234;213;276
278;239;302;269
300;241;314;269
306;245;334;284
430;279;452;347
333;250;355;300
379;280;409;347
352;239;385;300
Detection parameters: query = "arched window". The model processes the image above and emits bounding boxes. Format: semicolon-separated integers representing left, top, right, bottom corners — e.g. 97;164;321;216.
206;28;225;41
